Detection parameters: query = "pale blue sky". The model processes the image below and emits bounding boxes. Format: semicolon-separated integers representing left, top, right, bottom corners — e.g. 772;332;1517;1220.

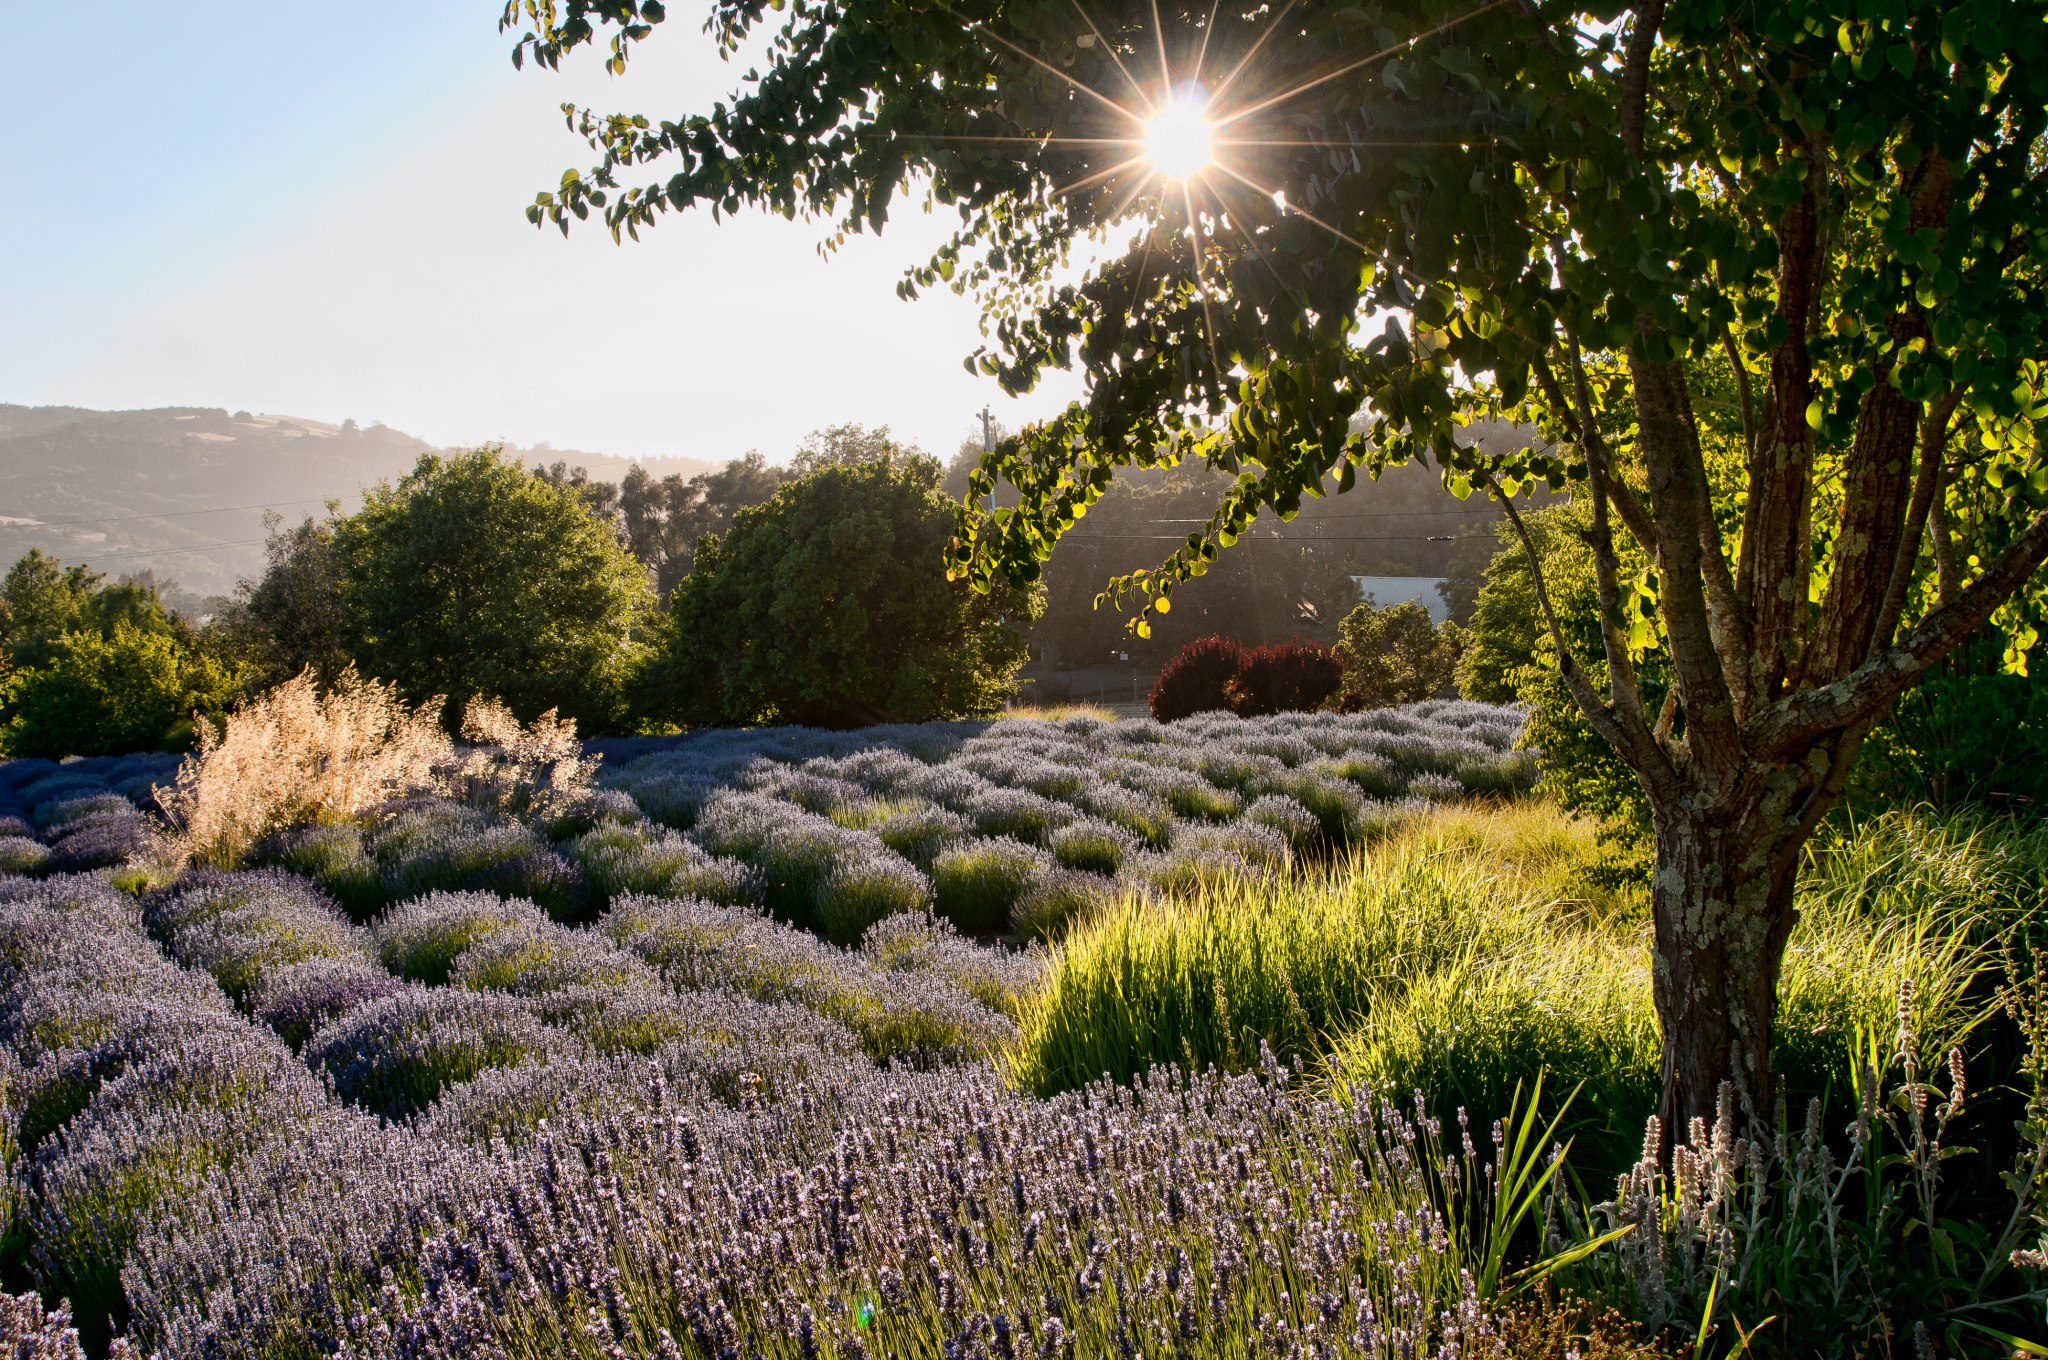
2;3;1075;463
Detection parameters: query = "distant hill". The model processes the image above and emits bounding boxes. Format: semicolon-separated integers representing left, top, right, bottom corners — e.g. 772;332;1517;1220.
0;405;715;601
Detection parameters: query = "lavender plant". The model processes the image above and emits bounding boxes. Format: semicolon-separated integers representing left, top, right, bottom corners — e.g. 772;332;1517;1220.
302;986;576;1119
930;837;1049;936
249;957;409;1049
371;891;551;985
446;920;656;996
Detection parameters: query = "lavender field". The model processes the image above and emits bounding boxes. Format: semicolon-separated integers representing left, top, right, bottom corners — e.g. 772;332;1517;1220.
0;701;1550;1359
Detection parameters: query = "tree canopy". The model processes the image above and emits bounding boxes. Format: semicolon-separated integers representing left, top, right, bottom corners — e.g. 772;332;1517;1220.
505;0;2048;1124
334;449;651;728
643;453;1037;727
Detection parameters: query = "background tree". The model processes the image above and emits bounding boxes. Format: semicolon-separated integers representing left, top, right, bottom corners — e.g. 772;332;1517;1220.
214;513;353;687
3;620;241;758
0;550;173;670
334;449;651;729
1334;600;1461;711
619;452;788;597
507;0;2048;1127
643;453;1037;728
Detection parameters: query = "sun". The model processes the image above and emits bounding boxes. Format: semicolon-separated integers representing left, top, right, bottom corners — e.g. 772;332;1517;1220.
1141;94;1213;180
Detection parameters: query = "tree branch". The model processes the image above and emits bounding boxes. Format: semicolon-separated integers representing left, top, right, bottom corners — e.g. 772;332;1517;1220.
1627;349;1745;767
1929;481;1960;607
1541;346;1659;554
1720;322;1758;460
1750;506;2048;758
1617;0;1667;157
1490;476;1672;786
1872;387;1964;653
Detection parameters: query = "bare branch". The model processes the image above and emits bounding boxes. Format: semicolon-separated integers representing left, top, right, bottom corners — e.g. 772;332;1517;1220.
1750;506;2048;758
1872;387;1964;651
1720;322;1758;459
1490;476;1672;786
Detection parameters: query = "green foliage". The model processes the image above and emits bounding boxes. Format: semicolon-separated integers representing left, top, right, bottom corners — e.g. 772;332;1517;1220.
1458;506;1664;838
1852;670;2048;809
0;549;120;670
213;515;352;688
1335;599;1461;710
334;448;651;730
3;620;242;758
644;454;1036;728
1022;802;2006;1172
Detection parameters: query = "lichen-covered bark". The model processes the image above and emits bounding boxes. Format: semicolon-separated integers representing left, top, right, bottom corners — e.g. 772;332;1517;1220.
1649;795;1804;1131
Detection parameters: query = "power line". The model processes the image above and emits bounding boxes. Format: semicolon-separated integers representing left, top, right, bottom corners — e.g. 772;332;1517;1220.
1100;507;1497;522
1064;532;1461;542
50;538;272;564
0;498;331;529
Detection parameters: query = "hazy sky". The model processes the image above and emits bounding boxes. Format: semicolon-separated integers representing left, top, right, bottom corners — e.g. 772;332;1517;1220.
2;3;1079;465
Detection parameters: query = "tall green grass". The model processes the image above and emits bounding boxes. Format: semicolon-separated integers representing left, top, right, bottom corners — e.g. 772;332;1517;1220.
1017;802;2036;1174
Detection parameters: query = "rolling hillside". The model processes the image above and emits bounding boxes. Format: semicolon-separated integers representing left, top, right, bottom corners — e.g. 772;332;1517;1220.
0;405;713;600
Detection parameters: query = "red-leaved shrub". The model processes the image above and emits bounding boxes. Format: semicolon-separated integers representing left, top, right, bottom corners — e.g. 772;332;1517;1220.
1147;635;1249;721
1225;642;1344;717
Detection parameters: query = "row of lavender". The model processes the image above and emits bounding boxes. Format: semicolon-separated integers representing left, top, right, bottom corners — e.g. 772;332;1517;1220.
584;701;1532;942
0;754;180;880
0;864;1494;1358
0;847;1039;1352
0;703;1528;951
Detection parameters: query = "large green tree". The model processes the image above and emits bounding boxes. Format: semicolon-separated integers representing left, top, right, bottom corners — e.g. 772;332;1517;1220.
335;449;651;728
505;0;2048;1127
643;454;1036;727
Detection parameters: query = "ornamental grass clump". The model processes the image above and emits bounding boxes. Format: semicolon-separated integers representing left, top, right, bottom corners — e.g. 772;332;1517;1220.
157;669;454;869
302;986;574;1119
931;836;1049;935
1018;849;1529;1094
371;891;551;985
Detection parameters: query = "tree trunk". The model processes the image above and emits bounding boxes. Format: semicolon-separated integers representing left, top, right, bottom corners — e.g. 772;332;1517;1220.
1648;794;1804;1134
